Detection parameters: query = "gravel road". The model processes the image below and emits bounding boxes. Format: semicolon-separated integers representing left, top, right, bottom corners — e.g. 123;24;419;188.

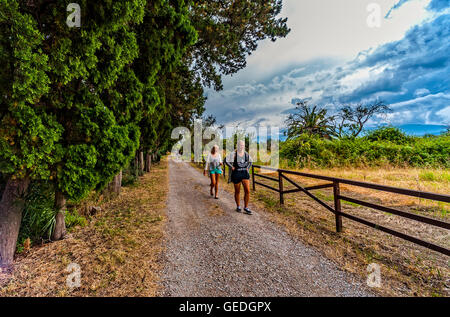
159;158;374;297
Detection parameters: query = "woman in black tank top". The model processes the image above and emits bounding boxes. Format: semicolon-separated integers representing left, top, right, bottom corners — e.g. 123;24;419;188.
226;140;253;215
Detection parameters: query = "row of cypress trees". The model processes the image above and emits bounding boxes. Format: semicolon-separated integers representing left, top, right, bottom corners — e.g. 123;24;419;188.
0;0;290;266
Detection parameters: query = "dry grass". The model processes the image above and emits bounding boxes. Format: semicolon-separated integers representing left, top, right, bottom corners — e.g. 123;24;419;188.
296;166;450;214
0;158;169;297
192;163;450;297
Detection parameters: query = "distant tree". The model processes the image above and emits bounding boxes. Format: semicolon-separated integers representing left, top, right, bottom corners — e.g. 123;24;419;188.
364;126;411;144
285;101;335;139
202;114;217;129
337;101;391;138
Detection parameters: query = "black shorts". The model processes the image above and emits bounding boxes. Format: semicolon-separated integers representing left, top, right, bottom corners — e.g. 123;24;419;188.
231;169;250;184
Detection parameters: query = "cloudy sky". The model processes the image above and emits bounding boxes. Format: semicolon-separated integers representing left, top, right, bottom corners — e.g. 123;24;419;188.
204;0;450;129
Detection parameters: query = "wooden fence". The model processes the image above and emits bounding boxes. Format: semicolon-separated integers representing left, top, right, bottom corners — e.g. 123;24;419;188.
248;164;450;256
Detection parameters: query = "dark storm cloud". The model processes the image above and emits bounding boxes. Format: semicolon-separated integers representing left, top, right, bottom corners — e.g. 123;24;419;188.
205;2;450;127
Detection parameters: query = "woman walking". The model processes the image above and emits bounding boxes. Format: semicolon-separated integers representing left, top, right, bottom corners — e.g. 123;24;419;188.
226;140;253;215
204;145;223;199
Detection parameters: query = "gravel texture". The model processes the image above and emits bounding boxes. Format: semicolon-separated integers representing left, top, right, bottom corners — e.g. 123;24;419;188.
159;159;374;297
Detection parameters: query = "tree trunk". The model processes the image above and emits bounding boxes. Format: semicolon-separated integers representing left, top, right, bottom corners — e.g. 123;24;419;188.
145;153;151;173
113;170;122;194
0;177;30;267
51;191;67;241
139;151;144;173
134;154;139;177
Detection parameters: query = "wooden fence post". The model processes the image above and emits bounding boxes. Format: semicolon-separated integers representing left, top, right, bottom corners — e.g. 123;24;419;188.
279;170;284;205
333;181;343;232
252;165;256;191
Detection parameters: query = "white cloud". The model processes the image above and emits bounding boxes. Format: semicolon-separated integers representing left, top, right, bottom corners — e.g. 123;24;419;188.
414;88;431;96
436;106;450;123
204;0;449;129
221;0;432;87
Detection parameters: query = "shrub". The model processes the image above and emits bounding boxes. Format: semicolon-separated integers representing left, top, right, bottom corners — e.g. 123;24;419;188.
65;210;88;229
364;127;412;144
18;181;87;251
280;133;450;169
18;182;56;248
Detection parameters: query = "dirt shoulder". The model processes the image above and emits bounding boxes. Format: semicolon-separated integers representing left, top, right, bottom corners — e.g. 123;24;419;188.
0;158;169;297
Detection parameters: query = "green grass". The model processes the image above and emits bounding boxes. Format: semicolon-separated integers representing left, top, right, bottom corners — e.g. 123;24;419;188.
65;210;88;230
419;171;438;181
314;190;334;202
419;171;450;182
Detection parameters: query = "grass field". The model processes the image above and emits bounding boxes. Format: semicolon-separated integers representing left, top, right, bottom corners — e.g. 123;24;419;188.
282;165;450;217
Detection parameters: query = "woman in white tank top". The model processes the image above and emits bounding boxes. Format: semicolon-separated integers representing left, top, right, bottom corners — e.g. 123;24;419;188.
204;145;223;199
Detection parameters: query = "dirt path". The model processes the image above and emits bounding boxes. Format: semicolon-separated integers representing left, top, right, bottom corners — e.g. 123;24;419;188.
159;158;374;297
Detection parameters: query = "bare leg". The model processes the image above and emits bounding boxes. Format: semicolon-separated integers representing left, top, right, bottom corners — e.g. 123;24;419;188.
242;179;250;208
214;174;220;197
234;183;241;207
210;174;215;195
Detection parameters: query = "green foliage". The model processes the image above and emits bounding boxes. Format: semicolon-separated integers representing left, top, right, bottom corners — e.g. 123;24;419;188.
2;0;291;259
136;0;199;155
18;181;87;250
122;161;140;187
280;131;450;168
364;127;412;144
65;210;88;229
419;171;438;181
17;181;55;248
0;0;63;180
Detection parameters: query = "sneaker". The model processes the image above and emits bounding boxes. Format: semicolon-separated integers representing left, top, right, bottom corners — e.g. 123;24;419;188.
244;207;252;215
236;206;242;213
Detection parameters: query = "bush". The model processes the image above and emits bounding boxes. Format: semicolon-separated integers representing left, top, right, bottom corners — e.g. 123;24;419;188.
65;210;88;229
280;132;450;169
122;161;139;187
18;181;56;249
17;181;87;252
364;127;412;144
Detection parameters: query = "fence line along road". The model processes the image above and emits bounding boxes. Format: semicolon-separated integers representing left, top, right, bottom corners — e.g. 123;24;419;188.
247;164;450;257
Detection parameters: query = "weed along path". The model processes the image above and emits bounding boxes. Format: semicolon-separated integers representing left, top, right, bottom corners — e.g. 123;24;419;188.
159;158;374;297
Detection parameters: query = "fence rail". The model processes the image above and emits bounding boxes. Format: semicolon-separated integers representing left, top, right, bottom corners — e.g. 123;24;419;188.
251;164;450;256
